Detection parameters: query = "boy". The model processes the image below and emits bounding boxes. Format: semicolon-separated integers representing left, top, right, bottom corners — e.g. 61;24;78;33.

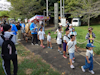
0;24;18;75
66;35;77;69
81;43;95;74
85;27;96;45
38;27;45;48
47;32;52;49
63;28;70;59
70;28;77;37
57;27;63;55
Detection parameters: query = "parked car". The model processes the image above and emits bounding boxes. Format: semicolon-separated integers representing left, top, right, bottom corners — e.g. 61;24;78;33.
72;18;81;26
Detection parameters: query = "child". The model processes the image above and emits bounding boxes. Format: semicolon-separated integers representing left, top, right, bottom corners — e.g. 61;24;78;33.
0;24;18;75
85;27;96;45
81;43;95;74
70;28;77;37
47;32;52;49
63;28;70;59
57;27;63;55
66;35;77;69
38;27;45;48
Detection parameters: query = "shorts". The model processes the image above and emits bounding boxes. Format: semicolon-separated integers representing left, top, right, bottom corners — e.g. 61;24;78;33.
63;42;67;51
69;53;75;59
47;40;51;42
21;29;25;33
58;44;61;48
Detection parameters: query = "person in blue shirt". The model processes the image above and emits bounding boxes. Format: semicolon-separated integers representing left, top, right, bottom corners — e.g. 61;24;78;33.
30;20;38;45
10;21;18;44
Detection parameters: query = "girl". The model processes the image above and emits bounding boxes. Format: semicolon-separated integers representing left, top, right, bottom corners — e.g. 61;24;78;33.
81;43;95;74
38;27;45;48
47;32;52;49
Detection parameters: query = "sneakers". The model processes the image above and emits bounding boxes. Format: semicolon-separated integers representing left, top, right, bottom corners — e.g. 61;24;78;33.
70;65;75;69
35;44;39;46
81;66;85;72
31;43;34;45
63;55;67;59
72;60;75;63
89;70;95;74
48;47;50;48
59;51;63;55
51;47;53;49
58;50;60;52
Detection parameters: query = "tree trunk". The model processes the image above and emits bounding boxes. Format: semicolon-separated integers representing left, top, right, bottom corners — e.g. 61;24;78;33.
88;18;90;27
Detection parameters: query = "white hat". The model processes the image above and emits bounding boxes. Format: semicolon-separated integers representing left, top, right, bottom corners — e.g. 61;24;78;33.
69;24;72;26
58;23;62;26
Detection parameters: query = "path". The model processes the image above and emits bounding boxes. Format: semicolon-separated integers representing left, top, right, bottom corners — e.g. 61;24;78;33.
21;39;100;75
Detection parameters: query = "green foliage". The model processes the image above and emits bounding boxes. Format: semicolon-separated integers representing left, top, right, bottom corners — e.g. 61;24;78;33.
8;0;45;19
64;0;100;26
0;11;10;17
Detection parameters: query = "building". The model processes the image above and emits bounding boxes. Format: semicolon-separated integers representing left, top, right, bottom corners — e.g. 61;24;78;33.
0;0;11;11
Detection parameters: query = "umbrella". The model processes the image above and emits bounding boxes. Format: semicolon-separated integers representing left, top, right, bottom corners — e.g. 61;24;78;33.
28;15;50;22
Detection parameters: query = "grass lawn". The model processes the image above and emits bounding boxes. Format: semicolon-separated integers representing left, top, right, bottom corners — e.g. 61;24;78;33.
45;25;100;55
0;44;60;75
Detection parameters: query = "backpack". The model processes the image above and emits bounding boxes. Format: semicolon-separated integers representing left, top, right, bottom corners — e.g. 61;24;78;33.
1;35;17;60
62;35;70;43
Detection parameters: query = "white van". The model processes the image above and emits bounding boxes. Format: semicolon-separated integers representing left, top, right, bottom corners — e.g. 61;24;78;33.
72;18;81;26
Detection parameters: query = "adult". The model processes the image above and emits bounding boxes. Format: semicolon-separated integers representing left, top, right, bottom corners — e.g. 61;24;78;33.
85;27;96;45
30;20;38;45
16;22;22;41
20;21;25;39
10;21;18;45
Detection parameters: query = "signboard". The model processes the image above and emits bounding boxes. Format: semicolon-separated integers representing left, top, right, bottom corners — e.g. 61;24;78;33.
61;18;66;26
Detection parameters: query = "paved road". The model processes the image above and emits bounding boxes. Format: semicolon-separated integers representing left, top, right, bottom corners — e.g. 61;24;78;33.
21;39;100;75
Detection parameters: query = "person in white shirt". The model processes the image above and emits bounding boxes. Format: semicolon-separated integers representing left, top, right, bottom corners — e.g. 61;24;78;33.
57;27;63;55
38;27;45;48
47;32;52;49
70;28;77;43
63;28;70;59
69;24;73;32
66;35;77;69
81;43;95;74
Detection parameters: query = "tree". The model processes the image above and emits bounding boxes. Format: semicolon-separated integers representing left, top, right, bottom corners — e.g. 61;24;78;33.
65;0;100;27
8;0;45;19
0;11;10;17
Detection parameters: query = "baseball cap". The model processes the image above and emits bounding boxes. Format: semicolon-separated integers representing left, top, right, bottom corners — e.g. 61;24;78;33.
86;43;95;47
72;28;75;30
88;27;93;30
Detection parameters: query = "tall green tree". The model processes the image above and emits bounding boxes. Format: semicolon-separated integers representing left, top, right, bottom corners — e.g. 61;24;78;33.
65;0;100;27
8;0;45;19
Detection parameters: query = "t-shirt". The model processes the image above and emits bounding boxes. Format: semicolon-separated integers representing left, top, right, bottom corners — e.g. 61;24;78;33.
67;40;77;53
57;31;62;44
47;35;51;42
10;24;18;35
70;31;77;36
16;25;21;30
90;34;92;43
38;31;45;40
63;35;70;43
86;50;93;58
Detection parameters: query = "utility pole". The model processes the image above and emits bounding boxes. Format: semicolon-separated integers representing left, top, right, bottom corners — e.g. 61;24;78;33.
60;0;62;18
46;0;48;17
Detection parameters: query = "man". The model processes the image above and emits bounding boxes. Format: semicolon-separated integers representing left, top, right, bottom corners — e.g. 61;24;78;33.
20;21;25;39
10;21;18;45
30;20;38;45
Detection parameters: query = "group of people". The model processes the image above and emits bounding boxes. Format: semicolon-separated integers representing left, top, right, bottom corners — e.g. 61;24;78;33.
30;19;96;74
55;24;96;74
0;19;96;75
